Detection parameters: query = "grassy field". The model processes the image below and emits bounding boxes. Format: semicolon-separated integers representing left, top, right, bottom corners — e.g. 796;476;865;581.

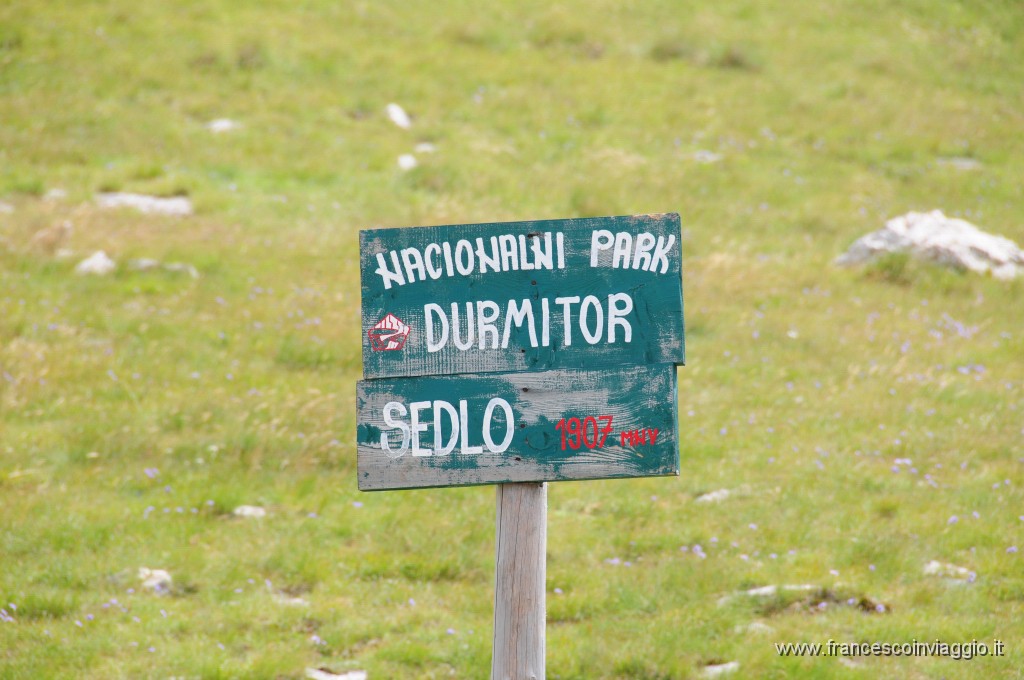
2;0;1023;677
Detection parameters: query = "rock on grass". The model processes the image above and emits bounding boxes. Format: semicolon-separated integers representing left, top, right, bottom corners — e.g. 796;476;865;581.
96;192;193;216
75;251;116;275
923;560;975;584
386;102;412;129
695;488;732;503
206;118;240;133
306;669;368;680
702;661;739;677
138;567;172;593
837;210;1024;279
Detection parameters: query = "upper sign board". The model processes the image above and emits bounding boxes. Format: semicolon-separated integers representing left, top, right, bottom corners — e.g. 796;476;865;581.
360;214;684;379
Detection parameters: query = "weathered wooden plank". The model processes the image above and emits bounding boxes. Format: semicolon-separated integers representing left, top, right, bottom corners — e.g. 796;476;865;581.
492;483;546;680
360;213;684;379
355;364;679;491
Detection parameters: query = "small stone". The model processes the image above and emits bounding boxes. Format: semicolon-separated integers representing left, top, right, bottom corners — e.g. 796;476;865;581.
414;142;437;153
43;188;68;201
936;157;982;171
273;593;310;607
386;103;412;129
695;489;731;503
128;258;161;271
397;154;418;171
233;505;266;518
75;251;116;276
717;584;816;606
734;621;774;635
922;560;974;583
163;262;200;279
96;192;193;216
305;669;368;680
206;118;240;133
692;150;722;163
138;567;172;592
702;661;739;677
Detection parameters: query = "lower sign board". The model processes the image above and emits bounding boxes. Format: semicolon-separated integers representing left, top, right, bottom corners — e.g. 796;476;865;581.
356;364;679;491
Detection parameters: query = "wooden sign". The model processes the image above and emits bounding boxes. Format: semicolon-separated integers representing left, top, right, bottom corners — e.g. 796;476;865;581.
355;213;685;676
356;363;678;491
360;214;684;379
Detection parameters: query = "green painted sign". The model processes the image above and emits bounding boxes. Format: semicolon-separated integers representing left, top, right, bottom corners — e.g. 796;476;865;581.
356;363;679;491
360;214;684;379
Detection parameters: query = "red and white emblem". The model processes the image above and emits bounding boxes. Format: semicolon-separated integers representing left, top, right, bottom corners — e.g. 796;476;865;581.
368;313;411;351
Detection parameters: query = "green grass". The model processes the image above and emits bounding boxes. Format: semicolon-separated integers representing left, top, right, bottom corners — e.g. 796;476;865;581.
2;0;1023;677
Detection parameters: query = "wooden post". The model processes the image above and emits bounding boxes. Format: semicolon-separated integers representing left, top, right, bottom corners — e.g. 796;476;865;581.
492;482;547;680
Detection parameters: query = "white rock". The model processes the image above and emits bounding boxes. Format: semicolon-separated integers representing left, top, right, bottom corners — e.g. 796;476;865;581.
128;258;161;271
414;142;437;153
233;505;266;518
695;489;731;503
55;248;75;261
386;103;412;129
274;593;310;607
0;202;13;214
96;192;193;216
44;188;68;201
75;251;116;276
693;150;722;163
936;157;982;171
128;258;200;278
397;154;418;171
702;661;739;677
138;567;172;592
306;669;367;680
837;210;1024;279
923;560;972;579
734;621;774;635
206;118;240;133
746;584;815;597
164;262;200;279
717;584;816;606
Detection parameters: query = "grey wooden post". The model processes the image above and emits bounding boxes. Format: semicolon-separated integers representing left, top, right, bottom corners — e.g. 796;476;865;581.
492;482;547;680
